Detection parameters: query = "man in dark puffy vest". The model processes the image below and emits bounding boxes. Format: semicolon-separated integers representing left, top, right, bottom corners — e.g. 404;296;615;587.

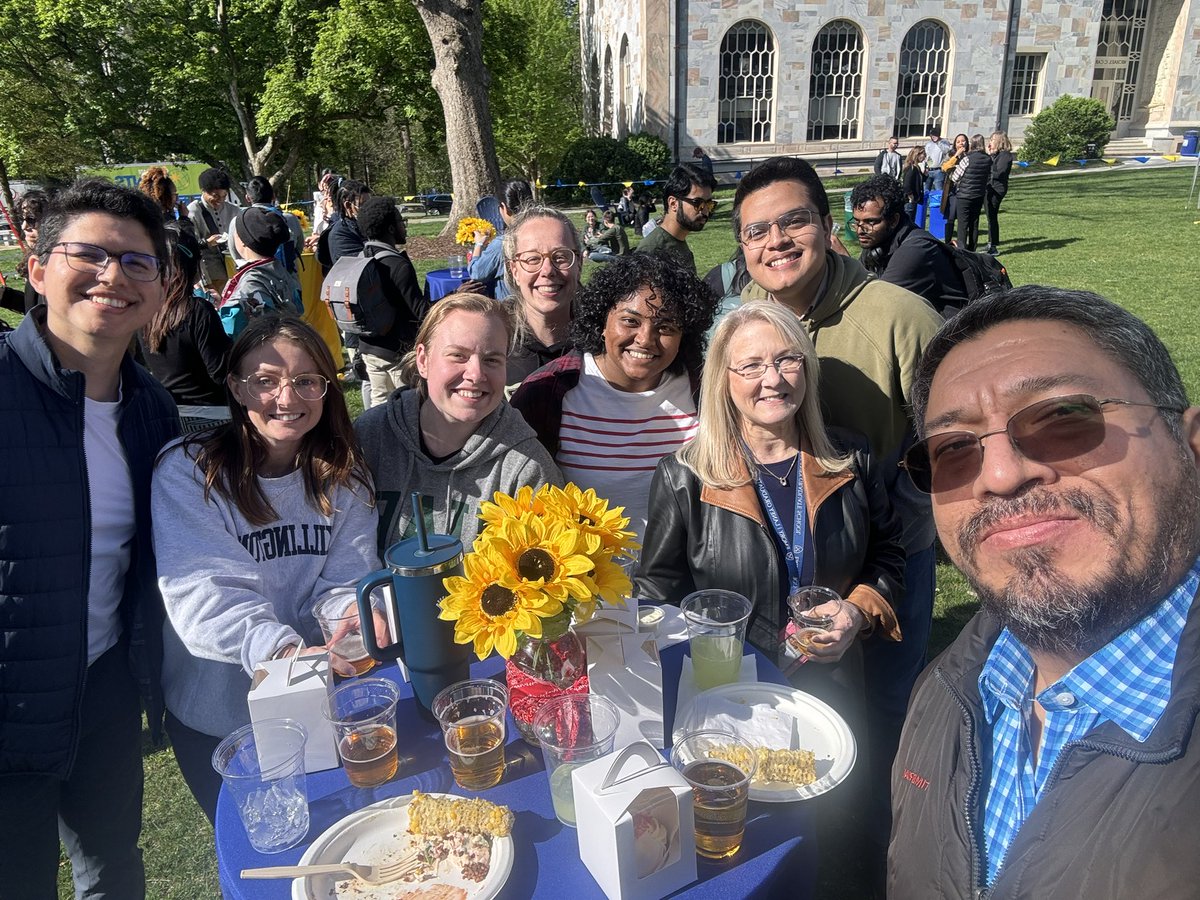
0;179;180;898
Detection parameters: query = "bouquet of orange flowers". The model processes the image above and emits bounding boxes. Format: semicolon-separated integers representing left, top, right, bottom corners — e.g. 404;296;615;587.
454;216;496;247
439;484;640;659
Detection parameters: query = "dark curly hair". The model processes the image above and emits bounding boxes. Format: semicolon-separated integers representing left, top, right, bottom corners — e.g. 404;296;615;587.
571;253;718;378
850;174;905;219
357;195;402;242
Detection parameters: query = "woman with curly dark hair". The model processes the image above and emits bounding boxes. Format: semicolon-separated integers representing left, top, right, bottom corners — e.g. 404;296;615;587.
137;165;195;235
510;252;718;541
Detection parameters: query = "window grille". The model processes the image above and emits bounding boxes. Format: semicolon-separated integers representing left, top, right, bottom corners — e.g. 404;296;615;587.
894;20;951;139
1007;53;1045;116
718;21;775;144
808;20;864;141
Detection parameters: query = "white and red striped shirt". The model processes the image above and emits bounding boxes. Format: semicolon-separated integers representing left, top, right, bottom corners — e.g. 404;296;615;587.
557;353;699;541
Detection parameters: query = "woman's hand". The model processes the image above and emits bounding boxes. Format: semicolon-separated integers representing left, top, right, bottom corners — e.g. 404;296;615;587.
799;601;866;664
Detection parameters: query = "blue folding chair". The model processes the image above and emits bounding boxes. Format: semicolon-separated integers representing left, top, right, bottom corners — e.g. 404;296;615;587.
475;195;504;234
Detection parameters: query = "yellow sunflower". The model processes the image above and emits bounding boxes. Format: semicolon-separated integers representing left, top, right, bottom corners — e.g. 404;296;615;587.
486;515;596;607
440;548;549;659
584;556;631;608
478;485;543;531
540;484;640;557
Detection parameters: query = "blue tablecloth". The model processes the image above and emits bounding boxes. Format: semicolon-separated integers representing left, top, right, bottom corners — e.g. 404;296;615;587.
216;641;816;899
425;268;467;302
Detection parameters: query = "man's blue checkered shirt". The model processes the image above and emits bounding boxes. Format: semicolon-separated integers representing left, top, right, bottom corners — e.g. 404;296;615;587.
977;555;1200;885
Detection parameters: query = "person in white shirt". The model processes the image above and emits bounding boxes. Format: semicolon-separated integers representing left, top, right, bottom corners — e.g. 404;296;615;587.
923;126;952;193
873;136;903;181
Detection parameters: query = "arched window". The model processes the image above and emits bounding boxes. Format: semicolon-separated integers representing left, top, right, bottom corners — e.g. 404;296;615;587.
588;53;601;132
620;36;632;135
718;21;775;144
808;20;864;141
894;20;951;139
603;46;614;136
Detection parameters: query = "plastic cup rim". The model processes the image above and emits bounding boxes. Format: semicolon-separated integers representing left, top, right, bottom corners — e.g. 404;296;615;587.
431;678;509;728
323;677;401;724
212;718;309;782
680;589;753;628
532;694;621;753
670;728;759;784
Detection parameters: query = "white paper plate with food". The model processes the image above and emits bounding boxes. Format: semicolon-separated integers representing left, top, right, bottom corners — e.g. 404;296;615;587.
291;791;515;900
673;682;855;802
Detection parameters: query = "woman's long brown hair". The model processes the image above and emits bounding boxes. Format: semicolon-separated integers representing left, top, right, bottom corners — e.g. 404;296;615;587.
171;316;373;526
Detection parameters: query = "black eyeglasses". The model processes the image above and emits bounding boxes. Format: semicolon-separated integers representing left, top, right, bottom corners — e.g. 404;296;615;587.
848;216;888;233
900;394;1183;495
728;354;806;380
679;196;717;215
738;208;822;248
237;373;330;402
49;242;162;282
511;248;577;273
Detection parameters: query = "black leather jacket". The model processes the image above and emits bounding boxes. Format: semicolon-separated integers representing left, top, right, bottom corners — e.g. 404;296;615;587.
634;430;905;653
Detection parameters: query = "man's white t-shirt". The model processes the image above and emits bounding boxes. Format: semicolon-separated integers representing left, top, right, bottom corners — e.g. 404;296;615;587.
557;353;699;542
84;396;135;664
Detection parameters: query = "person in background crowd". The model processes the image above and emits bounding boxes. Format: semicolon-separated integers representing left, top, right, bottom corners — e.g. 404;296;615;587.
326;179;372;264
616;185;636;226
635;163;718;273
634;190;656;233
226;175;305;267
581;208;601;250
873;136;903;181
901;146;927;223
187;168;239;290
850;175;966;317
153;316;381;824
940;133;970;244
985;131;1015;255
355;293;562;552
0;179;179;898
924;125;952;193
138;165;194;236
466;178;532;300
889;286;1200;899
219;207;298;338
692;145;715;175
733;155;943;891
511;252;718;543
1;189;50;313
139;224;231;405
308;170;341;245
583;209;629;263
950;134;991;251
501;205;582;388
355;195;430;407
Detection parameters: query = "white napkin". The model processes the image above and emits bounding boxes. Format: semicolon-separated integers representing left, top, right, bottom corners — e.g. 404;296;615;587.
681;695;798;750
672;655;757;743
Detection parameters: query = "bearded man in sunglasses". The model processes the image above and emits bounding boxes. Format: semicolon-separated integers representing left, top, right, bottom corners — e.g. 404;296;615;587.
634;162;718;274
889;286;1200;900
0;180;179;897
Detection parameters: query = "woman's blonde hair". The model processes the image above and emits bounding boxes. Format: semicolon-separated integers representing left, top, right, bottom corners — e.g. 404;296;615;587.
989;131;1013;153
500;205;581;342
398;293;516;398
678;302;848;488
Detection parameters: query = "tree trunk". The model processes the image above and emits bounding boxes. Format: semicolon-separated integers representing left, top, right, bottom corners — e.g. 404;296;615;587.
400;120;418;195
411;0;501;235
0;158;15;238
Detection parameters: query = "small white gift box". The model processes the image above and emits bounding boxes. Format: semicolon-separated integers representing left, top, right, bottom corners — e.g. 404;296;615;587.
248;652;339;773
572;741;697;900
587;634;665;748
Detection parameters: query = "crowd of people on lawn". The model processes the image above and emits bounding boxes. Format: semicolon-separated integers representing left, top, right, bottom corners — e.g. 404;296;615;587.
2;130;1198;900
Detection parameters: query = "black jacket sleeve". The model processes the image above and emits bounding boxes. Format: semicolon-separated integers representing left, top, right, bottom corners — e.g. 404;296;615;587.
633;458;698;605
192;299;231;385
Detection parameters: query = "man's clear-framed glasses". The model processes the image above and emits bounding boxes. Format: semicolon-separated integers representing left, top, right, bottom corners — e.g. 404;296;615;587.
237;373;330;402
49;241;162;282
738;208;822;248
728;354;806;380
848;216;888;234
511;248;577;273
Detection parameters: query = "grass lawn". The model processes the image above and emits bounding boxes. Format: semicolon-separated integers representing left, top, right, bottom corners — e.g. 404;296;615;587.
1;164;1195;898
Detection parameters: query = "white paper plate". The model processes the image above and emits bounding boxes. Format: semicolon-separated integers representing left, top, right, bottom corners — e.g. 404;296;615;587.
290;793;514;899
674;682;856;802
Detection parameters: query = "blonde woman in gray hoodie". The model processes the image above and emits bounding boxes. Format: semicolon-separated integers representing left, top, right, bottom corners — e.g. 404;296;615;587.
354;293;563;556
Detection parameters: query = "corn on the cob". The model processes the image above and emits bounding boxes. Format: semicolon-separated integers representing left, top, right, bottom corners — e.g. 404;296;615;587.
407;790;514;837
705;745;818;785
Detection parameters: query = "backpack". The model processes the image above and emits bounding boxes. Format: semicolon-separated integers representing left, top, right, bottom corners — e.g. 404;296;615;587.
218;258;288;338
941;243;1013;303
320;248;401;337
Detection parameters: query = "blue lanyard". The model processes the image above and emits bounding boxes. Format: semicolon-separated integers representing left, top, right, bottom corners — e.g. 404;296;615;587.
750;458;807;596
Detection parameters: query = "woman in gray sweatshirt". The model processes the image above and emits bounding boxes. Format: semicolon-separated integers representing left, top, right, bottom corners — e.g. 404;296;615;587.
152;317;381;823
354;293;563;556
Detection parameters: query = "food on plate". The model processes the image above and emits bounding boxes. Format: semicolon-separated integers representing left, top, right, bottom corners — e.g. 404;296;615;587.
407;791;514;838
333;881;468;899
632;811;671;878
705;744;817;785
330;830;492;898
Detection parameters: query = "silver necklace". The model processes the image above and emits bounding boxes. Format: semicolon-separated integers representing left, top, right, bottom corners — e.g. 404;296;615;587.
755;453;798;487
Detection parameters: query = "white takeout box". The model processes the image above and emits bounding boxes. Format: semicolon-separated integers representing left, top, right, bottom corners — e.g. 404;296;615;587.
573;741;697;900
248;652;339;773
587;633;665;748
575;605;640;638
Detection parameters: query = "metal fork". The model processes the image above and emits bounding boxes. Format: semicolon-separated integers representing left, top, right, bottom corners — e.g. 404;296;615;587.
241;854;420;885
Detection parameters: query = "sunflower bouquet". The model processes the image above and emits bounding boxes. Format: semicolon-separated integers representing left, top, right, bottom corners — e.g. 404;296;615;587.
439;484;640;660
454;216;497;247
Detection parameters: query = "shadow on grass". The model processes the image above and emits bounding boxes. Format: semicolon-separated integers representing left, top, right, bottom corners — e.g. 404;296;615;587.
999;237;1082;255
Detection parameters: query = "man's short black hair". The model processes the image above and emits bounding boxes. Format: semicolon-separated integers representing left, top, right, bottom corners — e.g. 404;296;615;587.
36;179;168;269
245;175;275;205
850;175;906;220
662;163;718;207
357;196;402;242
336;180;371;218
198;168;232;192
731;156;830;238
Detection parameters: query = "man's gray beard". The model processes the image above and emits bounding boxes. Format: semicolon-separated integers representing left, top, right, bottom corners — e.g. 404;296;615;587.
958;459;1200;658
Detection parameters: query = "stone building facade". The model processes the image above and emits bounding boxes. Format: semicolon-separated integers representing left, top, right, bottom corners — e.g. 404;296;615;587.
580;0;1199;164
